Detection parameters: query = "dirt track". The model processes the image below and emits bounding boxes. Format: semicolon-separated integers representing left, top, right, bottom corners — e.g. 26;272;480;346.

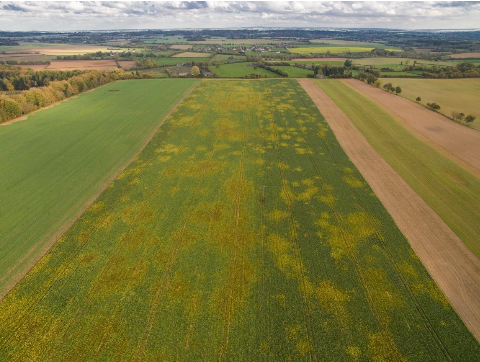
344;79;480;176
298;78;480;342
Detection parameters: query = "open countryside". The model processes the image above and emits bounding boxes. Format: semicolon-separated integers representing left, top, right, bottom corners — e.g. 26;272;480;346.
2;2;480;361
1;80;479;361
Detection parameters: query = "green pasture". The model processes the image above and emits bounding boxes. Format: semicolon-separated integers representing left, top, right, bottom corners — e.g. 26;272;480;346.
290;46;402;55
212;62;277;77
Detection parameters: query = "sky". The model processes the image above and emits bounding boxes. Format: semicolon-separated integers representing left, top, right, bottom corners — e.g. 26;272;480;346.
0;1;480;31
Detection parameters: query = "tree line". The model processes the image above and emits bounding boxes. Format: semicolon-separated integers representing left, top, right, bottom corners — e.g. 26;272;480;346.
0;65;87;91
412;62;480;78
0;68;135;124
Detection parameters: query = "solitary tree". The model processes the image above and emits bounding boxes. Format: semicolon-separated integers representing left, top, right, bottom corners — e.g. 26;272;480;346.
416;96;421;102
344;59;352;68
374;80;382;88
465;114;477;124
395;86;402;95
191;66;200;76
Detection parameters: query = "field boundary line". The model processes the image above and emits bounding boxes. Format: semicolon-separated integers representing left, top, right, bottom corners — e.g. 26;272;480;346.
298;78;480;343
342;79;480;179
0;80;200;302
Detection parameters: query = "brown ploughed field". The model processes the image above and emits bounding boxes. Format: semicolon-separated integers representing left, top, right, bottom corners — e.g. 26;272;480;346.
46;60;118;70
450;52;480;59
298;78;480;342
344;79;480;177
118;60;136;70
17;64;49;71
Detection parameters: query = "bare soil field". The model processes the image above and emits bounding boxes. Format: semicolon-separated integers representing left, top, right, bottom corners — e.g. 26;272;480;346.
344;79;480;176
46;60;118;70
450;52;480;59
0;53;53;62
28;45;115;56
298;78;480;341
118;60;136;70
291;57;346;62
17;64;49;71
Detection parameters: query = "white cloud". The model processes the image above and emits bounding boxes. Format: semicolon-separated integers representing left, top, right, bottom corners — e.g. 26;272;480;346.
0;1;479;31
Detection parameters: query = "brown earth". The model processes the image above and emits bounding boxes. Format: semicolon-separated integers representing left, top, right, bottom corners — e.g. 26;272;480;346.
46;60;118;71
118;60;136;70
344;79;480;177
450;53;480;59
291;57;346;62
298;78;480;342
17;64;49;71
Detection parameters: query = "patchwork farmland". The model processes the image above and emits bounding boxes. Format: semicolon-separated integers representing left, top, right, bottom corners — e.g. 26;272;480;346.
0;80;479;360
314;80;480;258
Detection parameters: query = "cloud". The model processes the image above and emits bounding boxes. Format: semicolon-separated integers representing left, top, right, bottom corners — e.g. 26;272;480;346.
1;3;29;12
0;1;479;31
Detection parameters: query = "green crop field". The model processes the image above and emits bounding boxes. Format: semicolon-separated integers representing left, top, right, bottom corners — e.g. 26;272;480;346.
210;54;246;63
297;60;346;66
387;78;480;130
0;79;478;361
353;57;461;68
270;66;314;77
154;57;206;66
0;79;197;297
290;46;402;54
314;79;480;258
212;62;277;77
310;39;394;47
138;68;169;78
172;52;212;58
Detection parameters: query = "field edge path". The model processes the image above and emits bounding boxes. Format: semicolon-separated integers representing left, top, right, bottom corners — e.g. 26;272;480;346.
298;78;480;342
0;80;200;301
344;79;480;178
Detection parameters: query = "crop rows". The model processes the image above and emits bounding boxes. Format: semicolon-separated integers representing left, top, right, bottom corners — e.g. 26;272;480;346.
0;80;478;361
